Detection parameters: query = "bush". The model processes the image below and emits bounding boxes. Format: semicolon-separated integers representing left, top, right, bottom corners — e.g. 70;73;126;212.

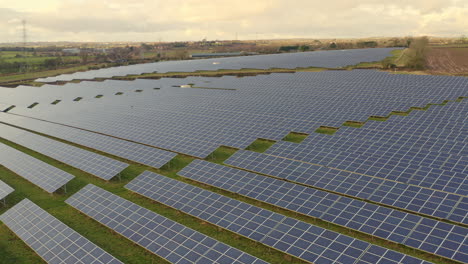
381;58;396;69
405;37;428;70
279;45;299;52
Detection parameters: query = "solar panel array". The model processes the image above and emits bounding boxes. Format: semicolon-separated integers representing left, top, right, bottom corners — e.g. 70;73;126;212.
125;170;433;264
265;101;467;195
0;142;74;193
0;49;466;263
66;184;268;264
0;114;176;168
5;70;468;158
0;123;129;181
0;180;14;200
36;48;399;82
0;199;123;264
225;150;468;225
0;79;163;108
178;159;467;262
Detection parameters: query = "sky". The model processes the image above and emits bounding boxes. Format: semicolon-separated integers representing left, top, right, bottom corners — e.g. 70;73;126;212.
0;0;467;42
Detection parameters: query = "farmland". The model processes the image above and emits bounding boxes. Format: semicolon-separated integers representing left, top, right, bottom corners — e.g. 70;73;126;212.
0;47;467;264
426;47;468;75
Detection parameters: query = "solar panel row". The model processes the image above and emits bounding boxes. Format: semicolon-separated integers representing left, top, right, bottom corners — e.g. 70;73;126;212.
0;113;177;168
0;123;129;181
36;48;399;82
125;171;433;264
266;100;467;195
0;199;123;264
225;150;467;225
0;180;14;201
0;142;74;193
66;184;268;264
177;159;467;262
7;71;467;159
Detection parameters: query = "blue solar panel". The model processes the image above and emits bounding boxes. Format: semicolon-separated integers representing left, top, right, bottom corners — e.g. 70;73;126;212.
66;184;268;264
177;159;467;262
125;170;433;264
0;199;123;264
225;150;468;225
0;142;74;193
36;48;400;82
0;123;129;181
0;114;176;168
0;180;14;200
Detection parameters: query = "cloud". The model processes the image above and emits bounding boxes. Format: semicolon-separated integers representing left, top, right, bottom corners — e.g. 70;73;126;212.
0;1;466;42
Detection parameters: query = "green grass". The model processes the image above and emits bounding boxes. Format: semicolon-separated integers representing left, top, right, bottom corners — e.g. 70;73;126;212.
282;132;308;143
351;49;406;68
368;116;389;121
390;111;409;116
0;122;458;263
0;64;95;84
206;146;238;164
0;138;307;264
245;139;276;153
343;121;365;128
315;126;338;135
0;91;464;264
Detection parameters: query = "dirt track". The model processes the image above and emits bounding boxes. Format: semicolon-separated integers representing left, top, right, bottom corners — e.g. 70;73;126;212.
426;47;468;74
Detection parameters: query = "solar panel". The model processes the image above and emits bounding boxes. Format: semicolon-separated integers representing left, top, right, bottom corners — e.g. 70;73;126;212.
177;159;467;262
9;70;468;160
0;142;74;193
125;171;432;264
0;123;129;181
0;114;177;168
225;150;468;225
66;184;268;264
0;199;123;264
0;180;14;200
36;48;400;82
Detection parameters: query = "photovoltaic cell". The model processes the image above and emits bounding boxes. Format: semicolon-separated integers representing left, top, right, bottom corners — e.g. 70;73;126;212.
0;199;123;264
125;171;433;264
66;184;267;264
0;123;129;181
36;48;400;82
0;113;177;168
0;142;74;193
177;159;468;262
225;150;468;225
0;180;14;200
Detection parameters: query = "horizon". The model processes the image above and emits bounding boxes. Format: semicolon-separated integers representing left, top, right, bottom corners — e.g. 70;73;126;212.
0;0;467;43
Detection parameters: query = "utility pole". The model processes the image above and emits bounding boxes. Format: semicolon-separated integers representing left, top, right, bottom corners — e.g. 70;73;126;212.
21;19;29;72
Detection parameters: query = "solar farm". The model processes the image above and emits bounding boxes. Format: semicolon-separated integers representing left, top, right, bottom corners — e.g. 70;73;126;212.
0;48;466;264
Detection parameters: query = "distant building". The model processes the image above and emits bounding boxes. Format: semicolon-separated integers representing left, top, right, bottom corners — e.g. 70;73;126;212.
62;48;80;54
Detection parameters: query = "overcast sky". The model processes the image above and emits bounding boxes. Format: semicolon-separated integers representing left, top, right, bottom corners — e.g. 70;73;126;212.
0;0;467;42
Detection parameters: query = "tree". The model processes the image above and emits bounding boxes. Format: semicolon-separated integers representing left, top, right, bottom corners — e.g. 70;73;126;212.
405;36;413;47
43;58;61;69
405;37;429;70
298;45;310;52
357;41;378;48
329;42;337;49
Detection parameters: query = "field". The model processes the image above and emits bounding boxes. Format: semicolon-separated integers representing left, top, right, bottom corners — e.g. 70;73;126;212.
0;51;81;65
0;47;466;264
426;47;468;75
